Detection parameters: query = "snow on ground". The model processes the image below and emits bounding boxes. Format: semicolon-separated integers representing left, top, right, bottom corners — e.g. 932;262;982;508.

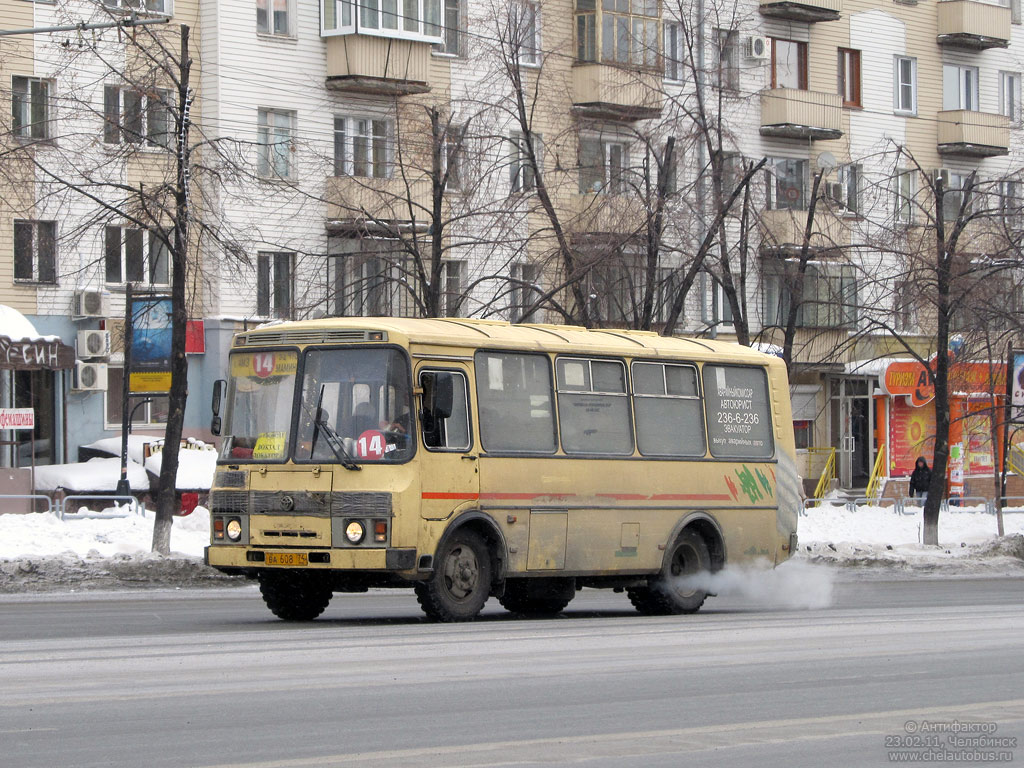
0;500;1022;592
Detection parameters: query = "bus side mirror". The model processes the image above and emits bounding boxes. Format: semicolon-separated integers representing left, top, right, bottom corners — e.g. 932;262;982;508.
422;372;454;422
211;379;225;436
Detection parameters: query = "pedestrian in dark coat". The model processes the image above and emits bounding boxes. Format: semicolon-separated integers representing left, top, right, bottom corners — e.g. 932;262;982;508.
909;456;931;501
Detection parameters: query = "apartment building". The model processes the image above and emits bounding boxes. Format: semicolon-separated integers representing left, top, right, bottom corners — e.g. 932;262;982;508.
1;0;1021;496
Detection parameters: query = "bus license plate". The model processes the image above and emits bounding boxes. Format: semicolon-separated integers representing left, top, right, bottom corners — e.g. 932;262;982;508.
266;552;308;566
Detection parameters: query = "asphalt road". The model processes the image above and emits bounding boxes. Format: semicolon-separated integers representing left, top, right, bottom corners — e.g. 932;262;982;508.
2;574;1023;768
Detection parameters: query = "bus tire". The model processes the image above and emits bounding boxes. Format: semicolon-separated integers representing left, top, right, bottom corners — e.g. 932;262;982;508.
498;578;575;616
415;529;492;622
258;570;332;621
628;530;710;616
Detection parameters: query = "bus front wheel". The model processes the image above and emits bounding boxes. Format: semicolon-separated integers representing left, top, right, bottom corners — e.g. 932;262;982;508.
628;530;710;615
258;570;332;621
415;529;492;622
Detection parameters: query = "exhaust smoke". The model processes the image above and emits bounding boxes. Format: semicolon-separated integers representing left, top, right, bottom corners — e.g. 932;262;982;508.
674;560;835;610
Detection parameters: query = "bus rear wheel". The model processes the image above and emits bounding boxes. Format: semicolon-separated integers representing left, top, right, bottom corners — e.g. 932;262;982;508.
415;529;492;622
258;570;332;621
499;578;575;616
628;530;710;616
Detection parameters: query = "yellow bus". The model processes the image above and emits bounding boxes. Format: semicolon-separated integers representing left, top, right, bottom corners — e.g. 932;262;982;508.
206;318;801;621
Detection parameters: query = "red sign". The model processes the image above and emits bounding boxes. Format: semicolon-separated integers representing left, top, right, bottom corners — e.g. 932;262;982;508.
356;430;386;459
889;397;936;477
883;359;1006;407
185;320;205;354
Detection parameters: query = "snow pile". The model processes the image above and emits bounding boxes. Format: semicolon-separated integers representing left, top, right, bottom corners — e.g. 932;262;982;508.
82;435;162;464
34;457;150;493
144;448;217;490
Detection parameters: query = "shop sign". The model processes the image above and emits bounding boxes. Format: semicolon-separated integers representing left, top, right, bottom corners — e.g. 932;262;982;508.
883;361;934;406
0;408;34;430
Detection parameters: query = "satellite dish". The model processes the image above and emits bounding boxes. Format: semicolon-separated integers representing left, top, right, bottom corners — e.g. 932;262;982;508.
817;152;837;170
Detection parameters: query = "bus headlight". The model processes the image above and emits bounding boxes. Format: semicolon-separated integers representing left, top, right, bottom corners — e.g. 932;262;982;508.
345;520;365;544
226;518;242;542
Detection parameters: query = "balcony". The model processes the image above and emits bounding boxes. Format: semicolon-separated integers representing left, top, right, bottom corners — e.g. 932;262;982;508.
759;209;850;255
325;35;431;95
937;110;1010;157
566;193;648;234
326;176;433;228
937;0;1011;50
760;89;842;141
572;64;662;121
759;0;841;23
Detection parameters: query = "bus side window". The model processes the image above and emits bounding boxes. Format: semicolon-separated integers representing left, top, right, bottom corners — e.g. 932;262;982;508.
420;370;471;451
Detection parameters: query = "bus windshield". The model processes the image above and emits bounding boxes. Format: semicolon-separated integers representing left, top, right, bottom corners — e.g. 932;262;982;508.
221;350;299;461
293;348;414;464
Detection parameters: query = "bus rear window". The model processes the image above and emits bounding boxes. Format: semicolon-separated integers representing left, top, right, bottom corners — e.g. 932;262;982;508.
476;352;556;453
702;365;774;459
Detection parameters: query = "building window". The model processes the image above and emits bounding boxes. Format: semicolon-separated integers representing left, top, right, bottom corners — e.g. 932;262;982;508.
838;48;861;108
325;0;442;39
653;266;680;324
1000;71;1021;123
105;226;170;286
509;131;541;193
828;164;861;216
328;240;418;317
710;273;734;327
943;64;979;111
106;369;170;429
574;0;659;67
104;0;173;12
13;220;56;284
579;136;629;194
511;262;542;322
104;86;171;147
334;116;390;178
257;0;291;35
257;108;295;179
895;169;915;225
1000;179;1023;228
443;123;465;191
762;260;857;329
766;158;807;211
793;420;812;450
894;56;917;115
12;76;52;140
257;251;294;318
435;0;463;55
442;260;466;317
664;22;683;82
770;38;807;90
894;280;915;333
712;28;739;91
938;170;973;222
511;2;540;65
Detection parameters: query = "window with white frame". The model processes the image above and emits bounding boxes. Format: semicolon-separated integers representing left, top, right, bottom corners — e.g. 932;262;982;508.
106;370;169;429
709;273;735;327
653;266;680;324
511;2;541;65
13;220;56;284
333;116;390;178
258;0;291;36
1000;179;1023;228
762;259;857;329
257;251;294;318
104;0;173;13
1000;71;1021;123
443;123;465;191
664;21;683;82
829;164;861;216
895;169;915;224
511;262;542;322
321;0;443;41
105;226;170;286
257;108;295;179
894;279;916;333
766;158;807;210
435;0;463;55
894;56;917;115
328;240;418;317
509;131;541;193
938;169;973;221
942;64;979;111
12;76;52;140
579;136;630;194
712;28;739;91
104;85;171;147
442;260;466;317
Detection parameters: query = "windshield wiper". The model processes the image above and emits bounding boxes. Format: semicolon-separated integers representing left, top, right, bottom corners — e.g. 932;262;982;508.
308;385;361;472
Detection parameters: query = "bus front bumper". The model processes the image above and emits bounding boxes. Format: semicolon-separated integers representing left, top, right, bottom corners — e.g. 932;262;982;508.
205;545;417;572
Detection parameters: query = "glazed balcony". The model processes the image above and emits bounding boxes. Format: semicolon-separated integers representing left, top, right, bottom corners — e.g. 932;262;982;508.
572;64;662;121
325;35;431;95
759;0;841;23
326;176;433;226
937;110;1010;157
760;89;842;141
937;0;1011;50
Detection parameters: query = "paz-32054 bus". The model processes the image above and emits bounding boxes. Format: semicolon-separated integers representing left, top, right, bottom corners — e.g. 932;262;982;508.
206;318;801;621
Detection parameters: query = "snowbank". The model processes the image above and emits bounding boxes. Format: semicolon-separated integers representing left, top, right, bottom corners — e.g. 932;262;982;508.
144;449;217;490
34;457;150;493
82;435;162;465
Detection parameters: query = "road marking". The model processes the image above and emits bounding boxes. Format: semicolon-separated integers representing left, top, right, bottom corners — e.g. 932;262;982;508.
196;698;1024;768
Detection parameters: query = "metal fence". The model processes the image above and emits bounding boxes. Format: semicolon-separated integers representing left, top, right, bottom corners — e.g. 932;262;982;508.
57;494;143;521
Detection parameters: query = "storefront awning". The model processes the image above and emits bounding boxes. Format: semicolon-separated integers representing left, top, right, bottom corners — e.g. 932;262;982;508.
0;305;74;370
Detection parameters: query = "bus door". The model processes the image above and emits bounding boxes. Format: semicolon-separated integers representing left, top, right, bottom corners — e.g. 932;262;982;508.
416;365;478;519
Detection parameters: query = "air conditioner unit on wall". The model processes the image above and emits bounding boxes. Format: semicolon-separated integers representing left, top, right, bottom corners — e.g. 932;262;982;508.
77;330;111;359
745;36;769;60
74;361;108;392
73;290;109;319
